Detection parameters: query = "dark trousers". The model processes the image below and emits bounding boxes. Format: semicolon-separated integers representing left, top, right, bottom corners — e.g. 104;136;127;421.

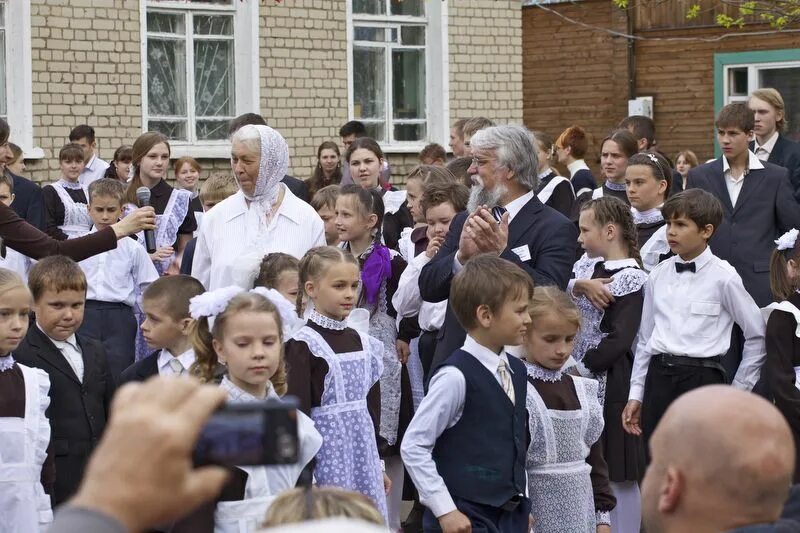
642;355;726;462
79;300;137;383
422;497;531;533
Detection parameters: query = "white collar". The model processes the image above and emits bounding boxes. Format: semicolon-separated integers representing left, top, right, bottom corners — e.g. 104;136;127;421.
604;258;639;270
631;206;663;225
537;168;553;180
722;150;765;176
462;335;513;375
675;246;714;270
504;190;534;222
158;348;195;369
84;154;98;171
38;324;79;350
567;159;590;177
754;131;780;154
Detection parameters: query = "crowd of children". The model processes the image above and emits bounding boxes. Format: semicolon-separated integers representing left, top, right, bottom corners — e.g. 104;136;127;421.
3;92;800;533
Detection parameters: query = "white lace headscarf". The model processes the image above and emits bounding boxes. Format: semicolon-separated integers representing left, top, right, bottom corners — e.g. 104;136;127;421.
232;124;289;225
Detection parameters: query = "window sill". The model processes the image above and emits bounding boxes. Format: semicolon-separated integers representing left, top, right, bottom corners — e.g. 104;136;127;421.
23;147;45;160
169;144;232;160
381;143;427;154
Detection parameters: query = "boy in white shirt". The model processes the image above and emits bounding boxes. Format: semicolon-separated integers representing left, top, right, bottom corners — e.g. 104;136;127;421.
77;179;159;382
622;189;765;457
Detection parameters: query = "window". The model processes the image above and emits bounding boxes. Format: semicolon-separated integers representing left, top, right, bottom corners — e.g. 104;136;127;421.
348;0;448;149
716;49;800;144
142;0;258;156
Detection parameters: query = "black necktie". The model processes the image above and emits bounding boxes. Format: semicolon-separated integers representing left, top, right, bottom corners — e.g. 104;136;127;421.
675;262;696;274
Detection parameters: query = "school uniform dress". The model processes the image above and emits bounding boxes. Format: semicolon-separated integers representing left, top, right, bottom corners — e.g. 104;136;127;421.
78;155;110;188
0;355;54;532
381;188;414;252
590;180;630;205
633;207;670;272
78;227;159;381
14;327;115;504
524;362;615;532
145;180;195;275
570;256;647;484
536;169;575;219
630;247;766;450
568;160;597;198
43;180;92;240
285;313;387;519
762;291;800;482
401;336;531;532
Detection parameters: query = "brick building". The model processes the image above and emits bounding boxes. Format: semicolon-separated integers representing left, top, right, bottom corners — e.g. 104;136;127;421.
4;0;522;186
522;0;800;171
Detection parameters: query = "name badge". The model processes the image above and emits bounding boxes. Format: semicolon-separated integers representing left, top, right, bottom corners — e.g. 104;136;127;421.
511;245;531;262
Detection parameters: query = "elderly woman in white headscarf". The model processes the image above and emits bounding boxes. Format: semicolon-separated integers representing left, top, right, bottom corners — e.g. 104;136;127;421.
192;125;325;289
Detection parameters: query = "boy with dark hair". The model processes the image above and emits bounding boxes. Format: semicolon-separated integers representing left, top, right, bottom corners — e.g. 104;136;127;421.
119;275;205;384
619;116;656;152
77;178;159;380
310;184;341;246
622;189;765;455
402;254;533;532
688;102;800;307
419;143;447;166
43;143;92;240
69;124;109;187
15;255;116;504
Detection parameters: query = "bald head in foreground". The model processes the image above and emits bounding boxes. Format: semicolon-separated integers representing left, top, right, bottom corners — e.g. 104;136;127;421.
641;386;795;533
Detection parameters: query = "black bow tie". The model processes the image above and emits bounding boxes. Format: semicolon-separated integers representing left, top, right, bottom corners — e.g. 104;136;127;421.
675;262;696;274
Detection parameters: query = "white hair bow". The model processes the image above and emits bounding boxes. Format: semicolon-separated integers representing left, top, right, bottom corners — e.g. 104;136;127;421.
775;228;799;251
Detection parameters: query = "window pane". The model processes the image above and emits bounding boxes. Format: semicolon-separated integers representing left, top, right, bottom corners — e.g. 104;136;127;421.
365;122;386;142
196;119;230;141
353;46;386;120
147;39;187;117
391;0;424;16
760;67;800;142
194;39;235;119
394;123;425;141
392;49;425;119
0;3;5;27
147;12;185;34
353;0;386;15
194;14;233;36
354;26;385;42
401;26;425;45
728;67;747;97
149;120;187;141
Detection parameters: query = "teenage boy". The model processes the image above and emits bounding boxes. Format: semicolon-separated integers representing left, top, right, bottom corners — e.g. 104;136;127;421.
748;88;800;202
622;189;765;455
0;173;34;280
310;184;341;246
119;275;205;384
69;125;110;187
688;102;800;308
402;254;533;532
76;179;159;381
43;143;92;240
15;256;115;504
180;172;239;275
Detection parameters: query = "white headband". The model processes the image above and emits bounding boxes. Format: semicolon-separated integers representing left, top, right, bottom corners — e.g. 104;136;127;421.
775;228;799;251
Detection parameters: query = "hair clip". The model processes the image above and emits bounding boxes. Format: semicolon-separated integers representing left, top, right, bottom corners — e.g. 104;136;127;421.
775;228;799;251
646;153;659;164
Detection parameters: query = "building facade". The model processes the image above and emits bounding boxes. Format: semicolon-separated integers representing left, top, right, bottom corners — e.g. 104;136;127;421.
4;0;522;186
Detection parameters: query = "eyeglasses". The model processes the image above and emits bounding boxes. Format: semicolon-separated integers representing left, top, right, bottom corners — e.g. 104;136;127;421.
471;157;496;168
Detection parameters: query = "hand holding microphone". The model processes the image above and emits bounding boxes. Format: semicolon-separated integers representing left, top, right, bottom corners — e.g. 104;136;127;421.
136;187;158;253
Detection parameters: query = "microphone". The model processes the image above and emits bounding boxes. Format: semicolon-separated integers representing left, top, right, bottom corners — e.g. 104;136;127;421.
135;187;157;253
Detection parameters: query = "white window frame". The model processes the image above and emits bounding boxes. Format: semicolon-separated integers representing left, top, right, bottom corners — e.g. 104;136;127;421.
723;60;800;104
346;0;449;153
140;0;259;159
3;1;42;159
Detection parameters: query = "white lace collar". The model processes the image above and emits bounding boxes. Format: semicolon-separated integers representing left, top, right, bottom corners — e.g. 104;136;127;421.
604;258;640;270
57;179;84;190
308;310;347;331
525;361;564;383
631;207;664;225
0;354;15;372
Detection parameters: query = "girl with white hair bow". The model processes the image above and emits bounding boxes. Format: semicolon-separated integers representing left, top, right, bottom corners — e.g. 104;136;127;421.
191;125;325;290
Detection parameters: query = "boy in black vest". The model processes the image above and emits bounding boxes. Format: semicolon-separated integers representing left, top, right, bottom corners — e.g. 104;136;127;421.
401;254;533;532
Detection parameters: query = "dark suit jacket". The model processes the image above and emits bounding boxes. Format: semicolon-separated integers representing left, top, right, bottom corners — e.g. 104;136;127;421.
688;159;800;307
10;173;45;229
419;195;578;374
282;174;309;203
750;135;800;203
119;351;159;385
15;327;115;504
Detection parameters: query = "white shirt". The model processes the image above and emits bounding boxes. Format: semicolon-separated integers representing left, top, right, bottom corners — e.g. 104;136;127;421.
157;348;196;377
79;154;110;187
0;248;32;283
192;185;326;289
723;150;764;206
40;326;84;382
400;335;515;518
753;131;780;161
629;247;765;402
80;228;159;307
392;249;448;331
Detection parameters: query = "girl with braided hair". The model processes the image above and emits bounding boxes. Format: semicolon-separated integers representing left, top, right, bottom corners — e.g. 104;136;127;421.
571;195;647;532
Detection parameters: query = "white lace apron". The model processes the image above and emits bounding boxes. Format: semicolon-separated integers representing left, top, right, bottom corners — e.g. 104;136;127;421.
153;188;192;274
527;374;604;532
51;182;91;238
292;326;388;521
0;364;53;532
762;300;800;391
537;175;572;205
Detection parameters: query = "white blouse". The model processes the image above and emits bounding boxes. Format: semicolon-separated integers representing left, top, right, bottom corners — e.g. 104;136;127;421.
192;185;325;289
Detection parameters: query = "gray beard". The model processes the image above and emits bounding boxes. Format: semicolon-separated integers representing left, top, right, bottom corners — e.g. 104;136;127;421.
467;182;507;213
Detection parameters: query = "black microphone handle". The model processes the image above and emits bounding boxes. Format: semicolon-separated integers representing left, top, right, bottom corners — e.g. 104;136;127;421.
143;228;157;254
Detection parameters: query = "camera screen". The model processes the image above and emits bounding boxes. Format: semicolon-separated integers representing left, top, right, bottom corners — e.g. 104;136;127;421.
194;410;266;466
